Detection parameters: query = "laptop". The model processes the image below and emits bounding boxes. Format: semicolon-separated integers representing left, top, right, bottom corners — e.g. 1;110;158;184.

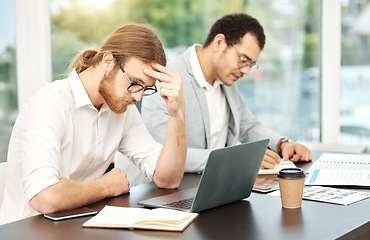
137;139;269;213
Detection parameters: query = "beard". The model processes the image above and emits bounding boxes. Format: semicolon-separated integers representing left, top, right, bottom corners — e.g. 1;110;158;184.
98;70;136;114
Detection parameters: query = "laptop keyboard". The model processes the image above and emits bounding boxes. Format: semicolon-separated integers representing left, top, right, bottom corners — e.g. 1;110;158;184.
164;198;194;210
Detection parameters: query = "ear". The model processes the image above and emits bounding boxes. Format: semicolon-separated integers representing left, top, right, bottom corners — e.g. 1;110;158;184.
101;52;115;72
212;33;227;52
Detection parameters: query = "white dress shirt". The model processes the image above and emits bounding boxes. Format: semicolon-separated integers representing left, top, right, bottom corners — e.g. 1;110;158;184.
190;44;230;149
0;69;162;224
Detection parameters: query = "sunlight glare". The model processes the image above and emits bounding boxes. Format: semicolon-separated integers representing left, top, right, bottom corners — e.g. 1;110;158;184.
82;0;115;7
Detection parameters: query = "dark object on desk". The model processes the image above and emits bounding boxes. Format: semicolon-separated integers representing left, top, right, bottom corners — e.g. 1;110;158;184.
138;139;269;212
277;168;306;179
43;207;98;221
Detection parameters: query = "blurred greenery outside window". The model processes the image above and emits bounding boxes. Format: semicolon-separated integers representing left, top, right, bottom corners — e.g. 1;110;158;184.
0;0;17;163
50;0;321;144
340;0;370;150
2;0;367;163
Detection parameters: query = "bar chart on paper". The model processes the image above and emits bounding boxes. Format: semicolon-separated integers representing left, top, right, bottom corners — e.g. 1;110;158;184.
305;153;370;187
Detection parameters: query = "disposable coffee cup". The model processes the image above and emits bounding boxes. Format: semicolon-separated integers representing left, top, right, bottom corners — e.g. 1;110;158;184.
277;168;306;208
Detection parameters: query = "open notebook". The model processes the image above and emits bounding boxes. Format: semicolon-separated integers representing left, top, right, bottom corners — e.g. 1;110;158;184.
258;160;297;175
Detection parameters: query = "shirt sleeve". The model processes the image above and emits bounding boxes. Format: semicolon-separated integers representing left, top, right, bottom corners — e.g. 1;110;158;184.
18;86;66;201
237;94;282;152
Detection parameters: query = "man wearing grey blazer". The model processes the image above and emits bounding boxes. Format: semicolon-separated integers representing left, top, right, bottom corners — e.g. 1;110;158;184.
141;13;312;173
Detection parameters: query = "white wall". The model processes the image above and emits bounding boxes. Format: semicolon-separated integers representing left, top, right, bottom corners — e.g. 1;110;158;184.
16;0;52;111
321;0;341;144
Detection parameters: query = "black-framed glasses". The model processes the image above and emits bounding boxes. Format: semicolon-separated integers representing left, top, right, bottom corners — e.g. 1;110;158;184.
116;59;157;96
232;45;259;71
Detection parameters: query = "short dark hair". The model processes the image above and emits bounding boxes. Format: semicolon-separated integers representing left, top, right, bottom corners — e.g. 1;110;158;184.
203;13;265;50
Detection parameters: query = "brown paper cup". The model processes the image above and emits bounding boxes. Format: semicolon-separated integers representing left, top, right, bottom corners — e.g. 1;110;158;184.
278;168;306;208
278;178;305;208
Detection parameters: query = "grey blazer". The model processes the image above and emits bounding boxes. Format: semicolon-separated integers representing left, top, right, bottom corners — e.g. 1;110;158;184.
141;46;282;172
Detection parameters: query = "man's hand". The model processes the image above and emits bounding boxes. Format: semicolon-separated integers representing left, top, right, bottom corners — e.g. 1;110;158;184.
280;142;312;162
260;148;281;169
144;63;184;118
99;168;130;197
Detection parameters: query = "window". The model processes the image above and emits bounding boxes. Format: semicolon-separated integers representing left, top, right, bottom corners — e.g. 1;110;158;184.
340;0;370;150
6;1;364;164
0;0;17;163
50;0;321;144
236;0;321;142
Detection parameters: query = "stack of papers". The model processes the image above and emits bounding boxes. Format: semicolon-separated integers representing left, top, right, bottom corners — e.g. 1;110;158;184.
266;153;370;206
269;186;370;206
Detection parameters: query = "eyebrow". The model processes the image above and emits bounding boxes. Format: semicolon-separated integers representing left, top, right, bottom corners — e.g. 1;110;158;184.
235;46;257;63
128;74;156;88
131;77;145;85
240;53;254;63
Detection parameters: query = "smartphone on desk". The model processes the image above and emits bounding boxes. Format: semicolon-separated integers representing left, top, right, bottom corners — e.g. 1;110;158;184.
253;175;279;193
44;207;98;221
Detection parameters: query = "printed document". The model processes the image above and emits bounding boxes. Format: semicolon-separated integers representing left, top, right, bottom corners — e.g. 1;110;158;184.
305;153;370;186
269;186;370;205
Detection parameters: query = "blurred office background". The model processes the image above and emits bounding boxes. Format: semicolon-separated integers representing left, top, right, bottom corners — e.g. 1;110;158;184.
0;0;369;163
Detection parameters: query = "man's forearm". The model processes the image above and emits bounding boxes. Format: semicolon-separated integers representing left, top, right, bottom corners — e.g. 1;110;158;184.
153;113;187;188
29;177;108;214
29;168;129;214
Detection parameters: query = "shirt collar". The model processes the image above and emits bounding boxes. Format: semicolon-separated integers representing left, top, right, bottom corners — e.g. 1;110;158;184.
67;69;95;109
190;44;208;88
189;44;223;91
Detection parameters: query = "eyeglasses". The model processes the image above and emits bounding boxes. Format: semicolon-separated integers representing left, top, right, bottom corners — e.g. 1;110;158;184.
116;59;157;96
232;45;259;71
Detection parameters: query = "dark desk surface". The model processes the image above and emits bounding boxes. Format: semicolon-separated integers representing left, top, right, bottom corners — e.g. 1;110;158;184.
1;151;369;240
